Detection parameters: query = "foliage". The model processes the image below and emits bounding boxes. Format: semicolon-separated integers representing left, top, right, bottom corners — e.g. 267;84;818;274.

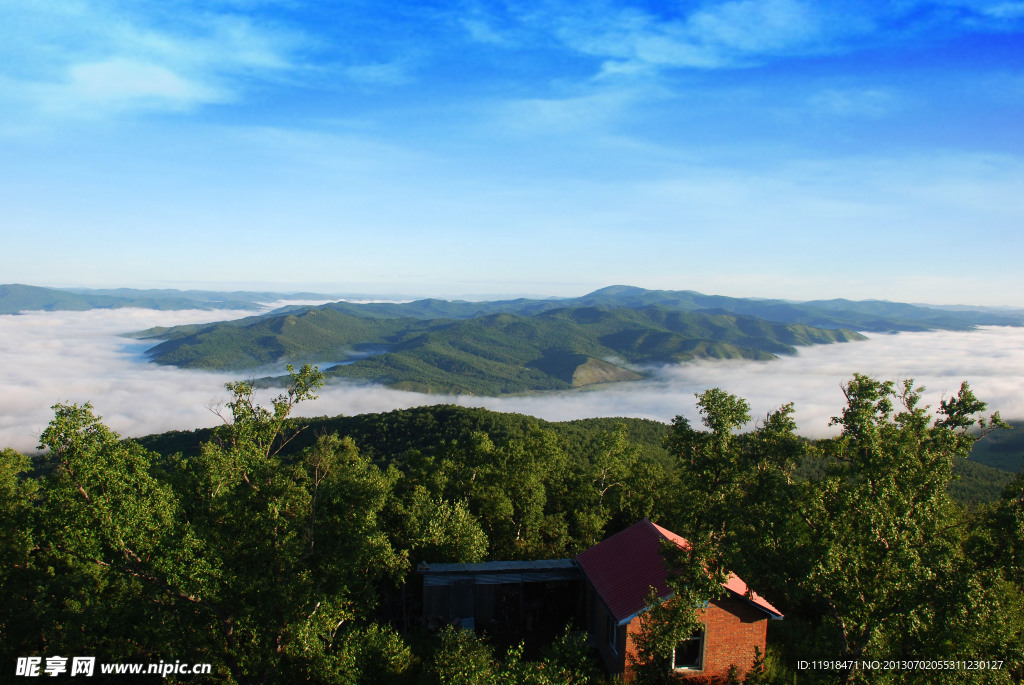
660;375;1021;685
3;369;1022;683
431;625;496;685
629;590;706;684
540;627;600;684
429;625;598;685
400;488;489;563
145;302;864;395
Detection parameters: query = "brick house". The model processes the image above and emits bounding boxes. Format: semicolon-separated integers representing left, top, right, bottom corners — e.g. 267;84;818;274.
576;519;782;682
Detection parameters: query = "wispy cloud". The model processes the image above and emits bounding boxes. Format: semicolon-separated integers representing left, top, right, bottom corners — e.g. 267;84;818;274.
476;0;859;74
544;0;814;71
460;0;1024;79
807;87;899;118
344;61;415;87
0;1;303;120
982;2;1024;19
460;11;518;47
3;309;1023;458
30;59;229;115
938;0;1024;22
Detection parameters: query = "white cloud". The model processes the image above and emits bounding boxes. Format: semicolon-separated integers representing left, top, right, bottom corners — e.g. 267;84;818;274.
686;0;821;54
542;0;852;72
3;309;1022;456
345;61;413;86
35;59;229;114
807;87;898;118
461;17;515;46
0;1;301;121
937;0;1024;21
983;2;1024;19
415;327;1024;440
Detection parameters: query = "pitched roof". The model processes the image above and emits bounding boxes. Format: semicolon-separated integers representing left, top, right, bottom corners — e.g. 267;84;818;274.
575;519;783;623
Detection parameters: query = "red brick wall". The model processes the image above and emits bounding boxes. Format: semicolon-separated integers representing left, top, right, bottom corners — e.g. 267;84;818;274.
622;596;768;682
699;596;768;678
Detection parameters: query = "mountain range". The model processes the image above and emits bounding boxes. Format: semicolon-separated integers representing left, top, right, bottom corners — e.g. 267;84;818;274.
133;284;1024;395
0;283;326;314
7;283;1019;397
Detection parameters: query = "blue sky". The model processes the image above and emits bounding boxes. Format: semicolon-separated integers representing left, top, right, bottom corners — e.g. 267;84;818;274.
2;0;1023;303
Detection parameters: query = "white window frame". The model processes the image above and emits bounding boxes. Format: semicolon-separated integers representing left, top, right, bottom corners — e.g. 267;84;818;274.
606;611;618;654
670;629;704;671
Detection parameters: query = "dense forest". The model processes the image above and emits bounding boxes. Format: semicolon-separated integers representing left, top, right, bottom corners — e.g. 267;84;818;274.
141;304;864;395
134;285;1024;396
2;365;1022;683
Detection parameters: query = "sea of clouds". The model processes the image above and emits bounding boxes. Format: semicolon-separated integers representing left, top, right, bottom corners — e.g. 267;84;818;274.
2;306;1023;453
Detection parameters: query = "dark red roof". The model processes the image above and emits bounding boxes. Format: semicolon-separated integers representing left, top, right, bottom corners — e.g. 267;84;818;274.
575;519;782;623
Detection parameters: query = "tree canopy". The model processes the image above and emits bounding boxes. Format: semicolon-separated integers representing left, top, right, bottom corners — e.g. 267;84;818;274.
1;370;1021;683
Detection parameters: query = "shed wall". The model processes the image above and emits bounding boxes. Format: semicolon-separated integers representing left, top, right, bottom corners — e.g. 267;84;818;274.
621;595;769;683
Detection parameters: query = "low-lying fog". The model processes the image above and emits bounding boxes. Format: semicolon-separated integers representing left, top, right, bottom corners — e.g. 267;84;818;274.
3;307;1023;453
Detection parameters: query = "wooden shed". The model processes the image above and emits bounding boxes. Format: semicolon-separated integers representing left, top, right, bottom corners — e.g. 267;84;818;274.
417;559;584;649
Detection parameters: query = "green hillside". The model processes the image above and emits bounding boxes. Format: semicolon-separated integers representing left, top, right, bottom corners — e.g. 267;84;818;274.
575;285;1024;331
8;282;1023;330
143;305;864;395
970;420;1024;472
133;403;1016;507
132;284;1022;396
185;284;1024;330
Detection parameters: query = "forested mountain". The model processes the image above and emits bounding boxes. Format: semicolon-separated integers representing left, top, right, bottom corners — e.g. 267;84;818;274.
132;285;1024;395
3;369;1022;683
576;285;1024;330
7;282;1022;324
140;305;864;394
136;403;1016;506
0;283;328;314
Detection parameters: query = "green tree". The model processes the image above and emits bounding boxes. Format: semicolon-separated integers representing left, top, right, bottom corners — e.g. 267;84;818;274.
28;402;210;666
2;364;421;684
642;388;800;683
0;447;41;660
431;625;496;685
661;377;1018;684
401;486;489;563
173;365;409;682
801;377;1004;682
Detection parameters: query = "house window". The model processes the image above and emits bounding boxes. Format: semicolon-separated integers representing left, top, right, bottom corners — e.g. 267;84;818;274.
606;612;617;654
671;630;704;670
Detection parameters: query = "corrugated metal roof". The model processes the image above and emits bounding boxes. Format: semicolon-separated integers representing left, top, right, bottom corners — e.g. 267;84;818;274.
417;558;581;586
575;519;783;622
417;559;576;574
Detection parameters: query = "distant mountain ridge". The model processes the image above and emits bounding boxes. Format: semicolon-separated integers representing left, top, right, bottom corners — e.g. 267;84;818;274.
135;285;1024;395
136;287;895;394
7;282;1023;327
11;283;1019;397
0;284;332;314
240;284;1024;331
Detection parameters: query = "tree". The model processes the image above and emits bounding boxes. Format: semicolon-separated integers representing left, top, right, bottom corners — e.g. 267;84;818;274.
431;625;496;685
800;377;1004;682
400;487;489;563
172;365;410;682
661;377;1017;684
24;402;210;667
2;364;422;684
0;447;41;661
